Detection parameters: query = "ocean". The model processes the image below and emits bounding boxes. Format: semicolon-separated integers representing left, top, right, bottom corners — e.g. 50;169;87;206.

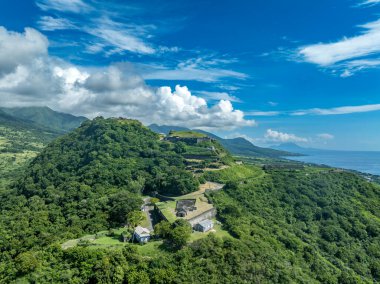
286;150;380;176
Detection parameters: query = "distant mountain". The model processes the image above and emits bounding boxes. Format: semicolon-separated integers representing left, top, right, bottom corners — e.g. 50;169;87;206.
149;124;296;158
0;108;58;134
149;124;189;134
272;142;307;153
0;106;87;133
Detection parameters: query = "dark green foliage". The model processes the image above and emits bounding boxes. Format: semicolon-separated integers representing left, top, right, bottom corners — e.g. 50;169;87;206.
1;106;87;133
0;118;199;257
1;117;379;283
155;219;192;250
17;117;198;197
207;166;380;283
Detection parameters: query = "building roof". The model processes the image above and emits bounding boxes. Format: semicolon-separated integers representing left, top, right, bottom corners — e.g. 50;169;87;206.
198;219;213;228
134;226;150;237
176;199;196;211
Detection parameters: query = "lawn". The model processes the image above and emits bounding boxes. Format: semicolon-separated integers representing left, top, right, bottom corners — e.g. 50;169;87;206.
189;223;232;242
136;240;165;257
155;201;177;223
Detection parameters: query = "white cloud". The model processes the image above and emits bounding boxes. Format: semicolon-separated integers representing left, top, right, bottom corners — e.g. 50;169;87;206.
268;101;278;106
0;26;254;130
85;18;155;55
150;86;254;129
318;133;334;140
297;18;380;75
139;57;247;83
36;0;91;13
359;0;380;6
0;27;48;75
244;102;380;117
246;111;281;116
265;129;308;143
37;16;76;31
35;3;163;55
196;91;242;102
292;104;380;116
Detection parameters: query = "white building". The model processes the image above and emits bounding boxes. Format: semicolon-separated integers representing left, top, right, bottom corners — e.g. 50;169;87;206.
194;219;214;232
133;226;151;243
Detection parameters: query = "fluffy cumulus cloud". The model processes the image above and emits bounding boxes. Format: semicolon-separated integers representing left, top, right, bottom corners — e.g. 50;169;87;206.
297;18;380;76
265;129;308;143
0;27;48;75
0;26;254;130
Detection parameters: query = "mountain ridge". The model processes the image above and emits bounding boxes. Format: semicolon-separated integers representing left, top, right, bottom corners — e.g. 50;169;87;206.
0;106;87;133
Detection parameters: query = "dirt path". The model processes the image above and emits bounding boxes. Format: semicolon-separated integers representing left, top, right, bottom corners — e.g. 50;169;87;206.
198;181;224;193
142;204;154;231
180;181;224;199
141;197;156;230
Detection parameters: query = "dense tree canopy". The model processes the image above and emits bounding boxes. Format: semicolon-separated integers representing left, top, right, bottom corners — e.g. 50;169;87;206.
0;117;379;283
0;118;200;253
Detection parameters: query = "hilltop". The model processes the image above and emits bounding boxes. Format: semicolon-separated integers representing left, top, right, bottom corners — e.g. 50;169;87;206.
149;124;295;158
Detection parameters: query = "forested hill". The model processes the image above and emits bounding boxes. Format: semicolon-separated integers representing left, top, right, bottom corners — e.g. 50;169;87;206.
17;117;202;198
12;117;202;234
0;106;87;133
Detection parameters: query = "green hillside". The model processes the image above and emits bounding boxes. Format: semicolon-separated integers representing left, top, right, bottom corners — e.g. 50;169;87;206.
1;106;87;133
0;110;59;188
0;107;87;187
0;118;199;246
206;165;380;283
0;117;379;283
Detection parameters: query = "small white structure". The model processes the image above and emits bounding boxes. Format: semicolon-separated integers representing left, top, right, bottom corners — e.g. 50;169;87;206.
194;219;214;232
133;226;151;243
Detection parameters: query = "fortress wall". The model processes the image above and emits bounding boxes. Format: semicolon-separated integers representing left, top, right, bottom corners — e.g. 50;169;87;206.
187;208;216;226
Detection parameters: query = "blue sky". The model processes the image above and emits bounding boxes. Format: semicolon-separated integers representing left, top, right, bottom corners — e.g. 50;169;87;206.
1;0;380;150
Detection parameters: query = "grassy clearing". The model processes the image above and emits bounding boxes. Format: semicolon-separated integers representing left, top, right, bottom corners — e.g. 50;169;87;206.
168;130;207;138
155;201;177;223
136;240;165;257
189;223;232;242
61;229;166;257
184;145;215;156
204;164;265;184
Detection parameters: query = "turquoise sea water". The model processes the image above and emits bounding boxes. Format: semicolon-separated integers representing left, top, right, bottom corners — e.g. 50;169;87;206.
286;150;380;175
